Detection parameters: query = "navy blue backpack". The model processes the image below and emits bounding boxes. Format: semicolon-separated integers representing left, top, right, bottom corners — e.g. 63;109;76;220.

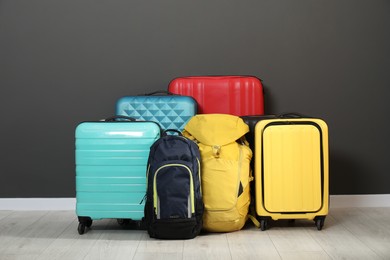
144;129;203;239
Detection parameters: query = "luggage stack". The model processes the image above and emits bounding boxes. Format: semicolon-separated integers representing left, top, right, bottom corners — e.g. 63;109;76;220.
75;75;329;235
169;76;329;231
75;91;197;234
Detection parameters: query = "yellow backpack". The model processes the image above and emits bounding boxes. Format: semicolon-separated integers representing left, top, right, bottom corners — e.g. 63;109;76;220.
183;114;253;232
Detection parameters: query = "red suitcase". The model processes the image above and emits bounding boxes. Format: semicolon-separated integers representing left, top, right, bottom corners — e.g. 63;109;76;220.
168;76;264;116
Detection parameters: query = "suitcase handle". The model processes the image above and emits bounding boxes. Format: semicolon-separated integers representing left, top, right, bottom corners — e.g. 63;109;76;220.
104;115;136;122
278;112;309;118
142;90;174;96
162;129;183;136
241;114;277;119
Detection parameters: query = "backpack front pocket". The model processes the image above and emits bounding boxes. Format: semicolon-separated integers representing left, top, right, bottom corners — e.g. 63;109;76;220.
153;162;195;219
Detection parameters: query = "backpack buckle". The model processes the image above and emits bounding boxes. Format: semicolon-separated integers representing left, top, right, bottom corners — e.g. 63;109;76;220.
212;145;221;158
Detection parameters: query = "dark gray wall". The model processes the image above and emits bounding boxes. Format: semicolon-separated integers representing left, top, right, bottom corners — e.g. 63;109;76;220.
1;0;389;197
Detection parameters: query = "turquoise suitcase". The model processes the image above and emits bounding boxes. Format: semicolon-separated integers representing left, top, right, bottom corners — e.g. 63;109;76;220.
115;91;197;132
75;116;161;234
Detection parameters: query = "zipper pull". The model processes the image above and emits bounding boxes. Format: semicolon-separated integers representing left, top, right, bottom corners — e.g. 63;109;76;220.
212;145;221;158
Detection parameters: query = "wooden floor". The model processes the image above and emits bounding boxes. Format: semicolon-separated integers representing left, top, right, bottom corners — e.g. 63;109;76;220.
0;207;389;259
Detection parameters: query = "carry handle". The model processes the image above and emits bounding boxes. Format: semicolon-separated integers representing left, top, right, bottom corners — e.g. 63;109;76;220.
104;115;136;122
241;114;278;119
142;90;174;96
162;129;183;136
278;112;308;119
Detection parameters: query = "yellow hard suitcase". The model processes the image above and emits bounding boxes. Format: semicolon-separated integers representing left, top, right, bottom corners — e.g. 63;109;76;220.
254;115;329;230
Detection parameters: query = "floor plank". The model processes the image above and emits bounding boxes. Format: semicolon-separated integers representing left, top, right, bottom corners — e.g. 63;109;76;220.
134;233;184;260
183;232;231;260
0;210;13;221
0;211;50;259
309;213;382;259
331;207;390;259
264;220;330;260
227;226;281;259
83;219;143;260
0;208;389;260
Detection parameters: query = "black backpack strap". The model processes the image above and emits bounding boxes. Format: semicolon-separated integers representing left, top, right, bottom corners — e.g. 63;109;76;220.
162;129;183;136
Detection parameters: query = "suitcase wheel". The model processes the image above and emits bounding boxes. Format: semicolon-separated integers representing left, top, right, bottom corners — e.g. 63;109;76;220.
314;216;325;230
77;217;92;235
78;222;86;235
117;219;130;226
260;219;268;231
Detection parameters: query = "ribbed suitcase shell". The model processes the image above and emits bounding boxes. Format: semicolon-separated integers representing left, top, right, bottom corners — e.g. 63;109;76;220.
254;118;329;229
168;76;264;116
115;95;196;131
75;121;160;222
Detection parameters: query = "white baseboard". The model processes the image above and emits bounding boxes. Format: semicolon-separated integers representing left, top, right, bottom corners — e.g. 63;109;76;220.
0;198;76;210
0;195;389;210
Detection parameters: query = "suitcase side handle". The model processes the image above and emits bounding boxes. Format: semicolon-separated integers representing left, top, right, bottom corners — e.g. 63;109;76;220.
104;115;137;122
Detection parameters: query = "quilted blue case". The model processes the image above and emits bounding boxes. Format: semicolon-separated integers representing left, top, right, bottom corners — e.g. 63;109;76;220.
75;116;160;234
115;92;197;131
